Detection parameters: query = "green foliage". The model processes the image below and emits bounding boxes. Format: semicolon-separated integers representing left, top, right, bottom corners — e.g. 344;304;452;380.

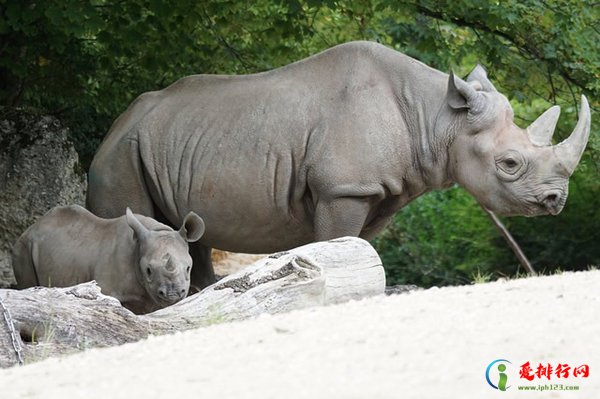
1;0;598;286
373;188;515;287
0;0;322;160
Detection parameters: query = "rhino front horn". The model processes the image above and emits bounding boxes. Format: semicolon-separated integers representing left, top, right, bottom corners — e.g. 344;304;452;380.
554;95;591;175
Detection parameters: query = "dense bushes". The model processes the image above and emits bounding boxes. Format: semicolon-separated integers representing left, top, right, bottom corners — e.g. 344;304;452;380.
373;188;515;287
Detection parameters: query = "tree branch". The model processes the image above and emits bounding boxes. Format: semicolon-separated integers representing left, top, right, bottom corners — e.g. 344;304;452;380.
481;207;535;275
411;3;590;95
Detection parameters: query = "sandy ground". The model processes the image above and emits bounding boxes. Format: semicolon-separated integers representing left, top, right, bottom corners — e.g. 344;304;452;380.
212;250;265;277
0;270;598;398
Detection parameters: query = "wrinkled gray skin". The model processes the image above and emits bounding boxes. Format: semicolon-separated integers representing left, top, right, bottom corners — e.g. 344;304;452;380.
87;41;591;291
12;205;205;314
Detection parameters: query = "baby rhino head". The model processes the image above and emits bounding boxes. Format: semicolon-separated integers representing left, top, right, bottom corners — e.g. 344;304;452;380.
125;208;205;308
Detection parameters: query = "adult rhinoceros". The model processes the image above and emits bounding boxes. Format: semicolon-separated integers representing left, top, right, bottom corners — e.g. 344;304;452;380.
87;41;591;290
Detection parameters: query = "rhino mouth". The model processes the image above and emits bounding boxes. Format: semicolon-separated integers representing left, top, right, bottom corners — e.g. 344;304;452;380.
151;287;188;306
518;200;564;217
544;204;561;216
492;200;554;218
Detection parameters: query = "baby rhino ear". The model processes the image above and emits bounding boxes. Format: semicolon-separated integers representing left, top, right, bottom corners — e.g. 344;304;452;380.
179;212;205;243
126;207;149;240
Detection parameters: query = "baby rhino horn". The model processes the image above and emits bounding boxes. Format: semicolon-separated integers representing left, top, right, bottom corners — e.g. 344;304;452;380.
166;256;176;272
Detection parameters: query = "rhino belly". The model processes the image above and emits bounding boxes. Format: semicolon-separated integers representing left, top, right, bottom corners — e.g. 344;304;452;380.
179;155;314;253
138;82;319;253
35;244;95;287
201;207;314;253
188;180;314;253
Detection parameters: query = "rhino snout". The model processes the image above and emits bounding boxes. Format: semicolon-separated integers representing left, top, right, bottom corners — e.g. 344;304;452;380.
539;190;564;215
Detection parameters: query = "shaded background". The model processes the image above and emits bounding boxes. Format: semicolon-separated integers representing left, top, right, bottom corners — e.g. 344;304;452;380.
1;0;598;286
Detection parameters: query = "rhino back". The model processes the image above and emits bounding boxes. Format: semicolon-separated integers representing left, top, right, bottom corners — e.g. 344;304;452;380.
134;64;344;249
95;42;449;252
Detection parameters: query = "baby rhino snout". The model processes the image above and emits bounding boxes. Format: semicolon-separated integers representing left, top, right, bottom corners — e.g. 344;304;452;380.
157;284;188;303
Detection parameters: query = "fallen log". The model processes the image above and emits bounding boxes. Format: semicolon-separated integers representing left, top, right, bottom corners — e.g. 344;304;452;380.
0;237;384;368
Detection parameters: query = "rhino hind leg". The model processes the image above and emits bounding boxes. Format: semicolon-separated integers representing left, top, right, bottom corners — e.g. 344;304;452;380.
86;140;155;219
12;239;40;289
188;242;216;293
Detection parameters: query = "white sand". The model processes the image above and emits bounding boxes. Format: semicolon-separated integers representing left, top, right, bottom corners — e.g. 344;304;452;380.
1;270;598;398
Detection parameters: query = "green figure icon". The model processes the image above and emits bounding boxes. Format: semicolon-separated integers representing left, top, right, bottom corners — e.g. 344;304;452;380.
498;364;508;391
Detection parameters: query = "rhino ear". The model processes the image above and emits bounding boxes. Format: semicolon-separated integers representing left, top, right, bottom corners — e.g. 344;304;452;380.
126;207;149;241
179;212;205;243
447;71;486;113
466;64;497;93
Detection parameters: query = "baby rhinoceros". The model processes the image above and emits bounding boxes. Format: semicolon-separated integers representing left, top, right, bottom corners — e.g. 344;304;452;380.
12;205;205;314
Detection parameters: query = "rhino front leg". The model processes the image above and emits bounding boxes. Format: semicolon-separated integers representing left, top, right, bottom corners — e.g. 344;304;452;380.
188;242;216;293
314;197;371;241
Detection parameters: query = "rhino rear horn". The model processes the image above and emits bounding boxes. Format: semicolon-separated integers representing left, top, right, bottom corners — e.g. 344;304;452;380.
554;95;591;175
126;208;149;240
179;212;205;243
527;105;561;146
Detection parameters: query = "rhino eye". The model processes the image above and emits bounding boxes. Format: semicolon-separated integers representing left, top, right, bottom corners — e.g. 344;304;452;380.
501;158;519;171
503;159;517;168
186;266;191;273
495;152;526;180
496;154;522;172
146;267;152;277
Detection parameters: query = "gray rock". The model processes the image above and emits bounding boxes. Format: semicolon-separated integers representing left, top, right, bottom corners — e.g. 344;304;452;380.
0;109;87;287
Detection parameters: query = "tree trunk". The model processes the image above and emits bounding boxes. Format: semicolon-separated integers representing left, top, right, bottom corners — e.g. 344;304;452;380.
0;237;385;368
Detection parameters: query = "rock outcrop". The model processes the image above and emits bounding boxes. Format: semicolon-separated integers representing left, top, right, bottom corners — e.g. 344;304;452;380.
0;109;87;287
